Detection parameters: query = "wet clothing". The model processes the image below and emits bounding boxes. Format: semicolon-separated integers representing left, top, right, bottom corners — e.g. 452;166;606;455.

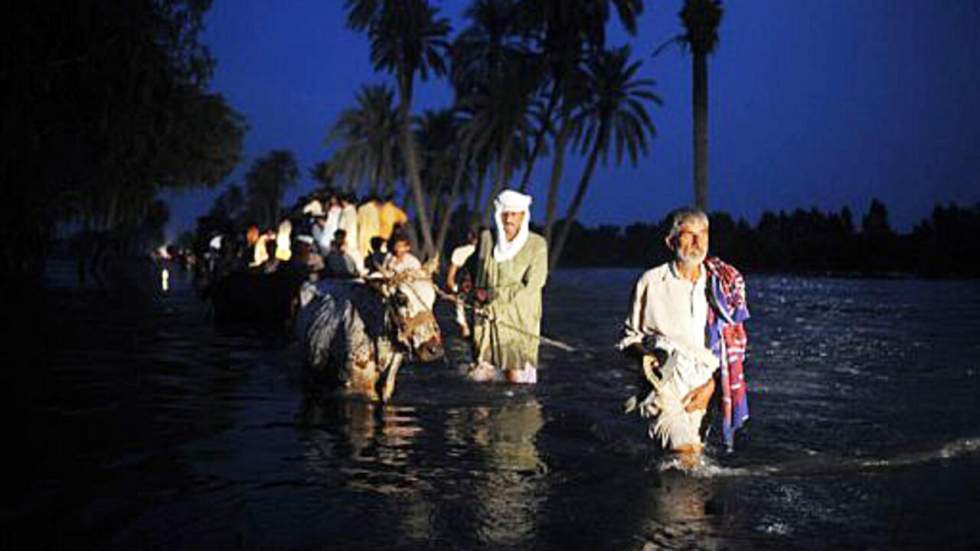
634;348;717;449
705;257;751;450
618;262;720;451
473;229;548;372
619;262;717;365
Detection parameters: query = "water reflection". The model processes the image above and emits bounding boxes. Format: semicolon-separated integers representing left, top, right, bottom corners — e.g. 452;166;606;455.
449;397;546;547
298;397;424;494
639;471;722;549
28;264;980;548
296;391;547;547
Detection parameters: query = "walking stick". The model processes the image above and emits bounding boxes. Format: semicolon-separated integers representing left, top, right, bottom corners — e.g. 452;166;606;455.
434;287;578;353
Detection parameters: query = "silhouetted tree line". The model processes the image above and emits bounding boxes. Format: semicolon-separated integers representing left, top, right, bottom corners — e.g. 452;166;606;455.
555;199;980;278
2;1;245;285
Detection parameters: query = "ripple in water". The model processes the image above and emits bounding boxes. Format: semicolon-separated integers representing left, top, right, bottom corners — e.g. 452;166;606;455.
14;264;980;549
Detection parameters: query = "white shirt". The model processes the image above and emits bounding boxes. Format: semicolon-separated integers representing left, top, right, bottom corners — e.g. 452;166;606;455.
339;205;362;271
311;223;331;255
323;207;341;243
618;262;718;368
384;253;422;274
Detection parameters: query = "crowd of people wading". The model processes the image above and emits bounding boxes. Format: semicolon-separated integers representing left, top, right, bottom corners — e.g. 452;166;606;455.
194;190;414;285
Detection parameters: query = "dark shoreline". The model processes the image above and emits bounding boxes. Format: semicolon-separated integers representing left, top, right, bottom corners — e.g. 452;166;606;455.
553;265;979;281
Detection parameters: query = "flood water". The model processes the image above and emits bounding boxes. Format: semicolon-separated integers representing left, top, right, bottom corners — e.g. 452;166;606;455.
10;259;980;549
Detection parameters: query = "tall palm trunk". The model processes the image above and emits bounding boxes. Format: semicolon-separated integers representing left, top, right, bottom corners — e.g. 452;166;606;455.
371;163;382;197
468;164;487;227
481;133;515;225
549;124;607;272
434;154;469;255
542;115;573;244
401;192;422;252
693;49;708;210
517;87;559;193
397;73;435;258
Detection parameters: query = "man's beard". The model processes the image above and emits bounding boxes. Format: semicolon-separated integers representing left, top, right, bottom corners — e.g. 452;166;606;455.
676;248;706;267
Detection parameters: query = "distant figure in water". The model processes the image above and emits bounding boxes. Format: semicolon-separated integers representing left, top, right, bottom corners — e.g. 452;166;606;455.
260;237;280;274
250;229;276;268
338;193;363;274
468;190;548;385
324;229;359;279
295;235;324;280
445;228;479;339
364;236;387;275
618;207;751;468
274;219;293;262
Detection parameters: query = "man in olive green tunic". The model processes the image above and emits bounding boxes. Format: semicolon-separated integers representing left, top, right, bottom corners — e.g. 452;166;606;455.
468;190;548;384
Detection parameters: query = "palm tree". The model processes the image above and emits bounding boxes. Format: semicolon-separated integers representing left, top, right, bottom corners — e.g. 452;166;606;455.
345;0;451;258
549;46;660;270
415;107;475;253
458;76;538;225
451;0;527;96
514;0;645;244
309;160;335;192
210;183;246;221
326;84;401;196
244;150;299;229
679;0;723;210
452;0;541;224
541;70;587;245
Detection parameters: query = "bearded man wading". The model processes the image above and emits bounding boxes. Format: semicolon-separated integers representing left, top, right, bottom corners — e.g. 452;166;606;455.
618;207;751;468
468;190;548;384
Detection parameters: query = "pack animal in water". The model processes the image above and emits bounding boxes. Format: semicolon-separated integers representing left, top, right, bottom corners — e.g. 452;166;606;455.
295;257;443;401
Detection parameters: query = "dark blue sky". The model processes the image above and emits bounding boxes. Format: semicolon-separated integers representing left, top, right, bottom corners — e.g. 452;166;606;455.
165;0;980;239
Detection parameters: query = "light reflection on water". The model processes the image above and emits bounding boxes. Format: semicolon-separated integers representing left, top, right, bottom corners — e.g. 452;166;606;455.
16;262;980;549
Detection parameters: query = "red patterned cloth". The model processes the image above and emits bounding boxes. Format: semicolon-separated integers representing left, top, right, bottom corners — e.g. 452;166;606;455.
704;257;750;451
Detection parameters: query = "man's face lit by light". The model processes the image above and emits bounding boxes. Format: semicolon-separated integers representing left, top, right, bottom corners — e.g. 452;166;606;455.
502;210;524;242
673;218;709;267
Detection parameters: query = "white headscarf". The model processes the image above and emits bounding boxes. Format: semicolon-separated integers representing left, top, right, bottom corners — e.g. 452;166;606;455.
492;189;532;262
